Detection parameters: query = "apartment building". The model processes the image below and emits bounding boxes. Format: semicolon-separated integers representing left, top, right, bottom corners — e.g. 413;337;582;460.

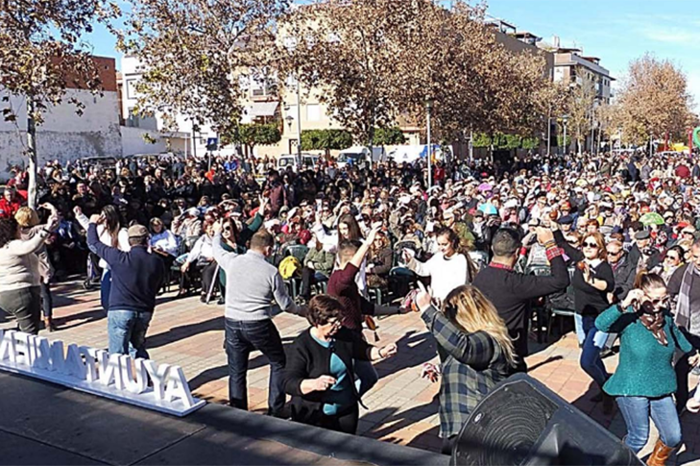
553;48;614;103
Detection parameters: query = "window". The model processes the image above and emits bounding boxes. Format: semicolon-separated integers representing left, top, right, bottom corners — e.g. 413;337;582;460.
306;104;321;122
126;79;139;99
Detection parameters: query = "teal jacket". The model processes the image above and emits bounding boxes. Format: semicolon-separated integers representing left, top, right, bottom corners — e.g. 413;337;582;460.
596;304;694;398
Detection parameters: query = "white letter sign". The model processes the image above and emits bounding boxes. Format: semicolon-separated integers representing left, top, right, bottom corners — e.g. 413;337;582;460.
0;331;204;416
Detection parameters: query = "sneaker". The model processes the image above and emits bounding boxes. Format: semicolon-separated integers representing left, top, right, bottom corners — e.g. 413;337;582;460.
217;297;225;305
199;294;207;303
687;398;700;414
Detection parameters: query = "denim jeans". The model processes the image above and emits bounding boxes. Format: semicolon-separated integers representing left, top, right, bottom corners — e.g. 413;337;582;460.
225;318;286;415
580;315;610;388
107;310;153;359
616;395;682;452
101;270;112;312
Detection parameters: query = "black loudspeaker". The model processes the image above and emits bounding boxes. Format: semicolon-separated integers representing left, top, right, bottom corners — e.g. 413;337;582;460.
451;374;643;466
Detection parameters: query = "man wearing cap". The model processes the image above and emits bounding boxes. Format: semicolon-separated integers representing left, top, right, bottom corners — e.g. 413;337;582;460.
87;217;165;358
558;215;574;233
629;229;660;272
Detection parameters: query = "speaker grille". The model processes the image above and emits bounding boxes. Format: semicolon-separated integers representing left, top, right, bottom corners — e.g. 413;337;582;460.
453;381;558;465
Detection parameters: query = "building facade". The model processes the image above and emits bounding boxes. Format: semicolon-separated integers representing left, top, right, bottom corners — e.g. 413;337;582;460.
0;56;122;180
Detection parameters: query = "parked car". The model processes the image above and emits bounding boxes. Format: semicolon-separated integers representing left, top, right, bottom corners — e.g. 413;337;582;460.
277;153;320;172
337;146;386;169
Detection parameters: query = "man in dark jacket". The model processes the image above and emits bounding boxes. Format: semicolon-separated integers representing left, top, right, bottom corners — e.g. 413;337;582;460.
606;240;635;303
473;227;570;373
88;218;165;358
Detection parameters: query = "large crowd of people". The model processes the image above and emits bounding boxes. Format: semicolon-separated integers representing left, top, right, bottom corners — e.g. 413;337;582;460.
2;148;700;463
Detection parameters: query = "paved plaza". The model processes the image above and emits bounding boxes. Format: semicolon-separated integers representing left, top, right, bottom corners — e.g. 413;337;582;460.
4;280;700;464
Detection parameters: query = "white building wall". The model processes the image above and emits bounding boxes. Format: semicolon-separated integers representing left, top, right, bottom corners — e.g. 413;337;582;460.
0;88;122;180
121;55;226;158
121;126;168;157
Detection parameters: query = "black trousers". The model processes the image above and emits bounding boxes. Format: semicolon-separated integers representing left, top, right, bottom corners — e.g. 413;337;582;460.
510;327;529;373
299;267;328;299
201;261;218;297
319;404;359;435
675;328;700;412
0;286;41;335
40;282;52;319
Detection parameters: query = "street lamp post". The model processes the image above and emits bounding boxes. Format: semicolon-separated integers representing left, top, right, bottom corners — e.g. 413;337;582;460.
296;82;302;168
562;115;569;155
426;98;433;189
285;114;294;154
546;110;551;157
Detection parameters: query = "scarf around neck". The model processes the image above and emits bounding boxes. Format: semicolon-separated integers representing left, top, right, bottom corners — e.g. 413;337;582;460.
675;263;699;331
639;311;668;345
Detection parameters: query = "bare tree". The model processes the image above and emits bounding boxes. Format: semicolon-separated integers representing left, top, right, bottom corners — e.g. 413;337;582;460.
615;54;694;146
118;0;289;138
1;0;119;206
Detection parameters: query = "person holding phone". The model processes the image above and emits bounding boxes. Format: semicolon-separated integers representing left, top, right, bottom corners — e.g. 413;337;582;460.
554;228;615;411
596;272;698;464
414;283;515;454
283;295;397;434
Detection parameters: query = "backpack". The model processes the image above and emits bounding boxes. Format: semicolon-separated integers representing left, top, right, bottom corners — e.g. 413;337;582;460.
279;256;302;279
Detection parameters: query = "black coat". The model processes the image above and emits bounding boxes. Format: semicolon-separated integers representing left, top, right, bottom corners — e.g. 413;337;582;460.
283;328;371;425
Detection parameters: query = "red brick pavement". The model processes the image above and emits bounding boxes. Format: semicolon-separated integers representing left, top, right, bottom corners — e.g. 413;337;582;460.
3;280;700;464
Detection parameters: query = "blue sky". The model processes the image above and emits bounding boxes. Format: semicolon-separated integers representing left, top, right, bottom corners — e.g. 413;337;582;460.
486;0;699;108
84;0;699;109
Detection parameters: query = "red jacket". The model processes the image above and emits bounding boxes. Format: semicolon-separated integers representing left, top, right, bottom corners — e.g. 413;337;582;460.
0;198;21;219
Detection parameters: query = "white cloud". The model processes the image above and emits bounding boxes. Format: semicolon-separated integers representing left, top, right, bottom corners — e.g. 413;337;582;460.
642;28;698;46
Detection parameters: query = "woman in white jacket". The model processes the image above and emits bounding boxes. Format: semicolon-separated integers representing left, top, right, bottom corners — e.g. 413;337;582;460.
404;227;476;303
74;205;130;311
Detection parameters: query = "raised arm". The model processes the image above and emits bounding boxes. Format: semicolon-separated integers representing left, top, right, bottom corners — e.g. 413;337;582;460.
87;221;125;266
7;228;51;256
553;229;582;262
349;227;380;270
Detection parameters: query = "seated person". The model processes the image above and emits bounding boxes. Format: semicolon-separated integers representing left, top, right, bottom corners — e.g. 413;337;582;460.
300;234;335;301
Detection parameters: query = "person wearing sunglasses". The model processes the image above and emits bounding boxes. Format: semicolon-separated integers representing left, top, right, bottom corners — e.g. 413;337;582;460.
554;228;615;413
283;295;397;434
596;272;698;465
657;246;684;285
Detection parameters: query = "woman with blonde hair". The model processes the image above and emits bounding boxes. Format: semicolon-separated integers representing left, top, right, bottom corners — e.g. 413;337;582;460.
15;204;57;331
415;284;514;454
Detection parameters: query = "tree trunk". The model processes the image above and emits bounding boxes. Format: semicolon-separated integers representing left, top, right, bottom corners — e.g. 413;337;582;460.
27;99;38;208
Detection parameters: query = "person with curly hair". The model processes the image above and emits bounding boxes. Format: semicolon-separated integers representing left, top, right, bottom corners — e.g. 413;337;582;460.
0;213;59;334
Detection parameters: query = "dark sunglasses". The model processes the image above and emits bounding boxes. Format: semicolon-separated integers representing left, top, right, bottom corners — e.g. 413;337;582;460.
608;250;623;256
583;241;599;248
666;255;679;261
646;297;669;307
